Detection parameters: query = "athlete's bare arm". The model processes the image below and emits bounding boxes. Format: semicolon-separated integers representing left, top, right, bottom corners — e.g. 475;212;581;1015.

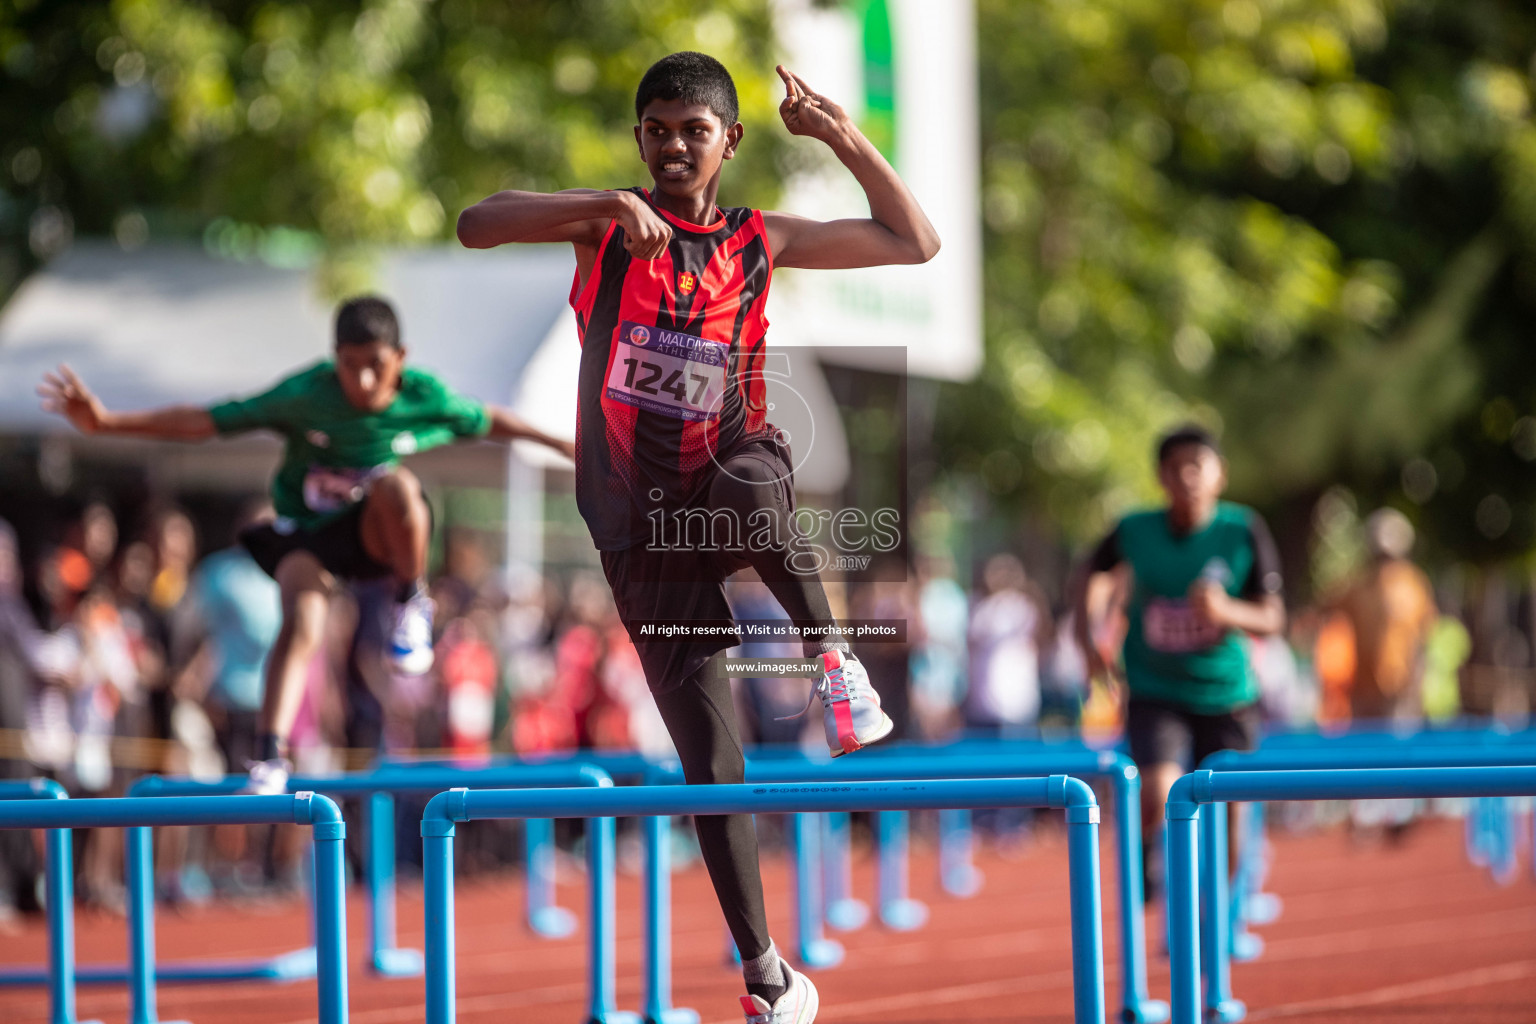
456;188;674;263
1188;582;1286;636
763;66;940;271
485;405;575;462
38;364;215;440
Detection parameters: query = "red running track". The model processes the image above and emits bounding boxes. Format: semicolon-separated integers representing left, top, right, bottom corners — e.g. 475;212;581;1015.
1;817;1533;1023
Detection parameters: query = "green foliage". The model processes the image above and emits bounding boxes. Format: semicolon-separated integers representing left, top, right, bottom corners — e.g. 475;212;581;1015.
0;0;785;296
947;0;1536;570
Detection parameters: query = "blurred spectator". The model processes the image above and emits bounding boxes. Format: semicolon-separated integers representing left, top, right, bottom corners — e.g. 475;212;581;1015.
910;554;968;740
850;566;915;741
1039;611;1089;734
185;503;282;775
965;554;1051;738
1421;615;1472;722
0;519;42;929
180;508;283;895
439;614;498;757
1334;509;1438;725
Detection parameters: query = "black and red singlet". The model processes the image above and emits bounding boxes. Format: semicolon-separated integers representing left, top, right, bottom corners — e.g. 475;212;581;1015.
570;187;778;550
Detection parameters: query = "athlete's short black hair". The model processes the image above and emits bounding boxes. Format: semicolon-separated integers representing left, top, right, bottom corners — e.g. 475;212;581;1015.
635;51;739;126
334;296;400;350
1156;423;1221;465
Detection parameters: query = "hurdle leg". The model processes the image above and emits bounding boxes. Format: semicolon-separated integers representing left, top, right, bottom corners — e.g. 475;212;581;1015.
126;826;187;1024
821;813;868;931
1199;802;1244;1022
586;816;640;1024
47;825;94;1024
1240;802;1281;926
641;816;699;1024
311;813;349;1024
789;813;843;968
525;816;577;937
1166;807;1201;1024
367;792;423;976
1064;797;1106;1024
423;823;456;1024
1113;768;1167;1023
875;811;927;931
938;808;983;898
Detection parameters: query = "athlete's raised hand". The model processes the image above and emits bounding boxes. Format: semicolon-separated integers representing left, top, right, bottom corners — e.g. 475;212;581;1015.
38;364;107;434
776;65;849;145
614;190;672;260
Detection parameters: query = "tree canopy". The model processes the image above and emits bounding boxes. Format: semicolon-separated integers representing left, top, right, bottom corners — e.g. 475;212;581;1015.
943;0;1536;580
0;0;787;294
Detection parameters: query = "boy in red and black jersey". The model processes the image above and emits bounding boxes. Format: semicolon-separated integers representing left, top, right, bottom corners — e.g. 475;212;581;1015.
460;52;939;1021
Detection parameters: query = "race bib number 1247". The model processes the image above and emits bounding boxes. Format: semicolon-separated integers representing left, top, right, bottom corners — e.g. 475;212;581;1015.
605;321;727;422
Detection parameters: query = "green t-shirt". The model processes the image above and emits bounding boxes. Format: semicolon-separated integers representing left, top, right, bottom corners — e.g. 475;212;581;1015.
207;362;490;528
1088;502;1283;714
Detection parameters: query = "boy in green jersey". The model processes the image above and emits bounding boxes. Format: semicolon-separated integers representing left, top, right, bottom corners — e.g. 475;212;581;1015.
38;296;572;792
1071;424;1285;892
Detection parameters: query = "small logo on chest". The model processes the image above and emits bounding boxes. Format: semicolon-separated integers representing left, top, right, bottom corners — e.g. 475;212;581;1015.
677;271;697;296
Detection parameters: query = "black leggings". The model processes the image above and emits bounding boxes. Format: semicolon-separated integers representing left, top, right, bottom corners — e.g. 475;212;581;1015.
706;447;839;656
641;447;843;962
652;667;772;961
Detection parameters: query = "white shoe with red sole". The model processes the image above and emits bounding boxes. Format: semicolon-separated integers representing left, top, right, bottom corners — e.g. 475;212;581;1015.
740;959;819;1024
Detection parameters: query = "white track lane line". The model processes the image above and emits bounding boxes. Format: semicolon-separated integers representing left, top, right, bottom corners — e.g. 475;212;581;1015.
1245;959;1536;1019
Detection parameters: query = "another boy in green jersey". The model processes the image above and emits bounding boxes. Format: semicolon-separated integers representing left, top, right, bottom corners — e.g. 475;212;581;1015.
38;296;572;792
1071;424;1285;893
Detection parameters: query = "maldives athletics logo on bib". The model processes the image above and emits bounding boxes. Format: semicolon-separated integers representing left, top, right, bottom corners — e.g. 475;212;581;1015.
677;271;697;295
628;325;652;346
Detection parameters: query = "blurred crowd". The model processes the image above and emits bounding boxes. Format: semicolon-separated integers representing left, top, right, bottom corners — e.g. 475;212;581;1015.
0;496;1469;926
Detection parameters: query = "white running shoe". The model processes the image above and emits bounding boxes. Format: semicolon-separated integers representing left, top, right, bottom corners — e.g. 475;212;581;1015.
389;590;436;676
739;960;818;1024
243;758;291;796
779;651;894;757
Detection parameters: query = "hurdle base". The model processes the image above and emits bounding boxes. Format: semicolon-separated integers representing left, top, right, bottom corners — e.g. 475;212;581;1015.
644;1008;700;1024
878;897;929;932
797;937;844;969
1120;997;1170;1023
1204;997;1246;1023
1243;892;1282;924
370;946;425;977
588;1009;644;1024
529;905;579;939
162;945;317;983
825;897;870;932
0;947;317;988
1231;930;1264;962
941;864;984;898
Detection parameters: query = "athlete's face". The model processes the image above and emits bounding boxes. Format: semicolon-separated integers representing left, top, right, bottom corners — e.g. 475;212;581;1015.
1158;443;1226;528
335;339;405;412
634;99;742;199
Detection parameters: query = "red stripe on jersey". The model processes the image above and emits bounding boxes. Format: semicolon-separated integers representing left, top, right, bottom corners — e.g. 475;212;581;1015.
569;189;776;550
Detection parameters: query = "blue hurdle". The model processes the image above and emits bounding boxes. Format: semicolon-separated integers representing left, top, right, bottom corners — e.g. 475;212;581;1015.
1214;732;1533;959
422;776;1107;1024
721;748;1165;1024
0;778;93;1024
1194;744;1536;1022
111;761;611;1005
1166;766;1536;1024
0;792;349;1024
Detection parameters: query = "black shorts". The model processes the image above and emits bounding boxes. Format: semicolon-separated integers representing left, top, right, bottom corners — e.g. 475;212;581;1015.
1125;695;1259;772
239;503;392;582
602;440;797;695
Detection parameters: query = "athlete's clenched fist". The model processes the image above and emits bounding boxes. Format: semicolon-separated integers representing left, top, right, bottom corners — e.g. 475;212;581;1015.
615;189;673;260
